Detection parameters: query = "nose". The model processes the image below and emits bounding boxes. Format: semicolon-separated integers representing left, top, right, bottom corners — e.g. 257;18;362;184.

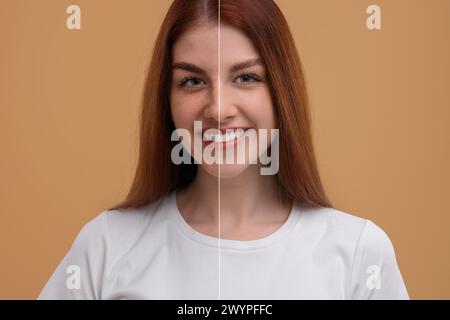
203;83;236;124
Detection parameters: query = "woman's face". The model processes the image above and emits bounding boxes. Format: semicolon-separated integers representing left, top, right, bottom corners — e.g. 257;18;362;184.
170;22;276;178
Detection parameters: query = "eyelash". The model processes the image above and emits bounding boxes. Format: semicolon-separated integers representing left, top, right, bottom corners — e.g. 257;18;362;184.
235;73;262;85
178;73;261;89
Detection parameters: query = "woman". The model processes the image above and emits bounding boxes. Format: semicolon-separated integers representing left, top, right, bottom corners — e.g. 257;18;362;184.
38;0;409;299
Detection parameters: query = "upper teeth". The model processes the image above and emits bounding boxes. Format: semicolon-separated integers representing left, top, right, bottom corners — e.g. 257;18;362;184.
203;129;246;143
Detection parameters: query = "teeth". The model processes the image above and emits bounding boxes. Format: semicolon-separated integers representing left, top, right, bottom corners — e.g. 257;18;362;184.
203;129;247;143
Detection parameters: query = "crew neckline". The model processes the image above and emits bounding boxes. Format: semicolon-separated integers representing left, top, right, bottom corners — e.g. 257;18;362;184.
167;190;302;250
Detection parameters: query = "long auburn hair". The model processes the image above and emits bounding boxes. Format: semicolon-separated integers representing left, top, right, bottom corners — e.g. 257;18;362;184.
109;0;332;210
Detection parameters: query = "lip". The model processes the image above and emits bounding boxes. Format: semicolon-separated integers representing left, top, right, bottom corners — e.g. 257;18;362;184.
201;127;251;135
201;127;252;147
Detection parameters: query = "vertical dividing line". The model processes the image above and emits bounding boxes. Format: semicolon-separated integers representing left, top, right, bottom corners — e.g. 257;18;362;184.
218;0;221;301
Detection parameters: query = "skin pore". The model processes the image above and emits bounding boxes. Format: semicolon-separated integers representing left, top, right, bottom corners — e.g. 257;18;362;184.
170;22;292;240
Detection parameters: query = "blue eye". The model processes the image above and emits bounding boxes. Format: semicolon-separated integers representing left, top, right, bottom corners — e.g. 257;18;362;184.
234;73;261;85
179;77;206;89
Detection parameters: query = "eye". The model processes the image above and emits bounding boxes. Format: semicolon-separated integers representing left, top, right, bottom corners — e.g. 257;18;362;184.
179;76;206;89
234;73;261;85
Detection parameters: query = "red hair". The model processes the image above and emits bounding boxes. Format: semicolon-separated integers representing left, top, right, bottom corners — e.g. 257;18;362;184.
110;0;332;210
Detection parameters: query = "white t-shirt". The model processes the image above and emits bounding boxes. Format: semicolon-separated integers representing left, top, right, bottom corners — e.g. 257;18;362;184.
38;190;409;300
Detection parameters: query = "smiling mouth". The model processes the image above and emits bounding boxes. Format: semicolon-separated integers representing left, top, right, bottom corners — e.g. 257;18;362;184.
202;128;251;144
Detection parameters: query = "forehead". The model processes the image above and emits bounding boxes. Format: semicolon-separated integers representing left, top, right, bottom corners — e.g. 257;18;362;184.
172;23;260;70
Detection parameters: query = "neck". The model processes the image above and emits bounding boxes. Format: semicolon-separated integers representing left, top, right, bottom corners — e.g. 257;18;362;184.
176;165;291;227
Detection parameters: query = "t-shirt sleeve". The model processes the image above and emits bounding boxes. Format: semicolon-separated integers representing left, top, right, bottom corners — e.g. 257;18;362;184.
37;211;110;300
349;219;410;300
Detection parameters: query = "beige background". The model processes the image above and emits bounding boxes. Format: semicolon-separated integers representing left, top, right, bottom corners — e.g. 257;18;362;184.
0;0;449;299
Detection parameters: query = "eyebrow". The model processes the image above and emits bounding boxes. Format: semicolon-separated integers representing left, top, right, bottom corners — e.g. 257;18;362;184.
172;62;206;75
230;58;263;73
171;58;263;75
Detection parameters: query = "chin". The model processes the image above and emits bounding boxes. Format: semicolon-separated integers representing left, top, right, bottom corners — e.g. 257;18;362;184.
201;163;250;179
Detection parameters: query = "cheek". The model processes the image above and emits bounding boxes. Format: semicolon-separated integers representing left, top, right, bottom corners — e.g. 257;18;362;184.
170;91;204;129
238;88;276;129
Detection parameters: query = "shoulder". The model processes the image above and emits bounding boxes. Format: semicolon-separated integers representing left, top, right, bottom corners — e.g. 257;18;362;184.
297;205;367;241
297;205;396;258
38;196;172;299
297;205;408;299
74;194;170;255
